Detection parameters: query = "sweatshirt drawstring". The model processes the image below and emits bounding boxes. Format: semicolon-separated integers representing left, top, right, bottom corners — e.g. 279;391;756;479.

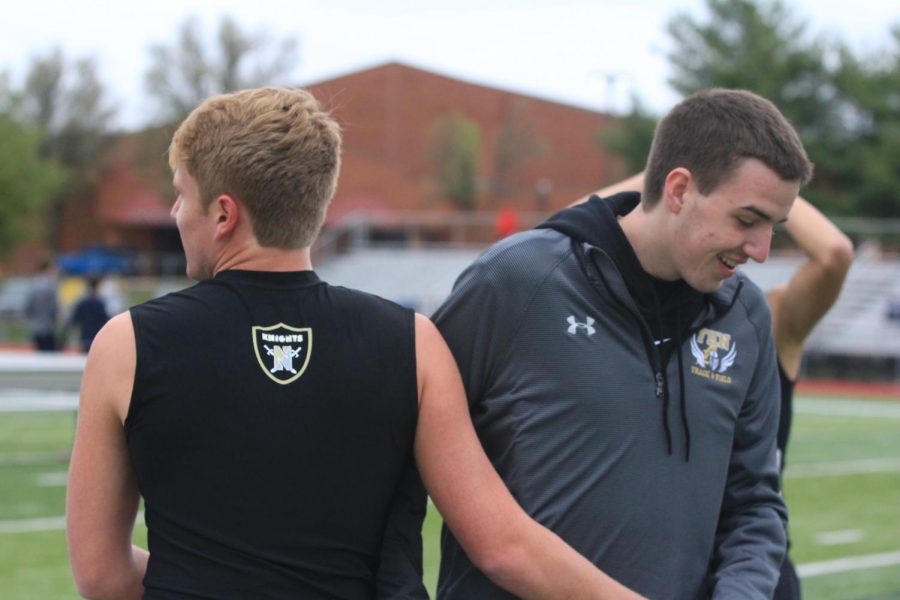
654;299;674;456
675;309;690;461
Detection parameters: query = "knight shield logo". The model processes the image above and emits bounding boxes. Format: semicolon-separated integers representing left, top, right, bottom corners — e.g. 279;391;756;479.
252;324;313;385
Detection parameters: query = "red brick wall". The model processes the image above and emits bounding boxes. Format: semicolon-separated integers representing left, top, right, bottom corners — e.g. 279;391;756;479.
308;62;623;217
21;62;623;269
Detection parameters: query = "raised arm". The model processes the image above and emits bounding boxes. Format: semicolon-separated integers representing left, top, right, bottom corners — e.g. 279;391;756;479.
412;314;644;600
766;197;853;378
67;312;148;599
571;171;645;206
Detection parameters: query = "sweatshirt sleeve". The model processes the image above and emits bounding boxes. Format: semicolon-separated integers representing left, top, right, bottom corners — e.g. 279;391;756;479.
709;296;788;599
432;244;531;407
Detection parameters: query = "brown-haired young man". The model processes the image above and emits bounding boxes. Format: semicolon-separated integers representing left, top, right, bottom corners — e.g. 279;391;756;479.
66;88;643;599
574;174;854;600
433;88;814;599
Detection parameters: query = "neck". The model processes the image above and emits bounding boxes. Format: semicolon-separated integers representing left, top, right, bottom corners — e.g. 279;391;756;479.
618;204;678;281
213;245;313;276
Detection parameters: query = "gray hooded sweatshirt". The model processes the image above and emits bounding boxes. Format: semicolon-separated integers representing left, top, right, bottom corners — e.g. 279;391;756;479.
433;194;786;599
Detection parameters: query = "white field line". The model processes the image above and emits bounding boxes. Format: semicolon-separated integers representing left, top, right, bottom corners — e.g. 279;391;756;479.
34;471;68;487
0;515;66;534
798;550;900;578
2;513;898;582
784;456;900;479
815;529;865;546
2;515;898;581
796;398;900;419
787;397;900;478
0;389;78;412
0;512;144;535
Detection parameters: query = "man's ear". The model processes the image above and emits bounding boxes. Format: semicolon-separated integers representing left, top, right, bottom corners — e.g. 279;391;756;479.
663;168;692;215
212;194;240;239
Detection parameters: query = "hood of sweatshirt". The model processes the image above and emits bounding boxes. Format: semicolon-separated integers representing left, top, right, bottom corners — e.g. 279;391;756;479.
538;192;706;340
537;192;743;460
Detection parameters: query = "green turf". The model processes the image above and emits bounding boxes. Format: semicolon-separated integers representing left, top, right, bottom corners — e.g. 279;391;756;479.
1;395;898;598
423;502;442;596
0;411;75;457
0;530;79;598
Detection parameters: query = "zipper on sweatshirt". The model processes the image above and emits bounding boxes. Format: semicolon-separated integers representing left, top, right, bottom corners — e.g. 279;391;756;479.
579;245;667;391
579;242;678;455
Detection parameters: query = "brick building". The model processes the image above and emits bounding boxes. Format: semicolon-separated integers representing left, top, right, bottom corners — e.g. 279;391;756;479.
32;61;620;274
308;61;620;221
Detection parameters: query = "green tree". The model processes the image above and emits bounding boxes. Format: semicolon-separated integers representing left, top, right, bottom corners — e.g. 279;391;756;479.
4;48;117;248
663;0;900;218
430;112;482;210
666;0;835;143
145;16;299;123
595;95;657;176
665;0;900;217
821;27;900;217
0;113;66;257
18;48;116;169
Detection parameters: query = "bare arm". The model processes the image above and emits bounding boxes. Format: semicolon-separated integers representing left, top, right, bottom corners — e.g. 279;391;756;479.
412;314;644;599
766;197;853;378
67;312;148;599
571;172;645;206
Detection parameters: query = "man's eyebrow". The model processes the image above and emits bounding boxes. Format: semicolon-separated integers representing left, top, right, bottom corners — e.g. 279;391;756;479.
741;206;788;225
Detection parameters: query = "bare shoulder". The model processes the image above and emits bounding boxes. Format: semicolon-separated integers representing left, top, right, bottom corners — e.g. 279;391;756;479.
413;312;441;344
413;313;456;366
81;311;136;423
413;313;463;404
94;311;134;344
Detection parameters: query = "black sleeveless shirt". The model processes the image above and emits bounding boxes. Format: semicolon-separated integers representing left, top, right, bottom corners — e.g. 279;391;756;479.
126;270;418;599
776;359;796;473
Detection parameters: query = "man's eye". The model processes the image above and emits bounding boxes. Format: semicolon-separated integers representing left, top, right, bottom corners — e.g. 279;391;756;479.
736;217;754;228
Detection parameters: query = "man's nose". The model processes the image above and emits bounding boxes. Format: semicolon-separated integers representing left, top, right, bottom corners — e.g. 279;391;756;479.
744;226;773;263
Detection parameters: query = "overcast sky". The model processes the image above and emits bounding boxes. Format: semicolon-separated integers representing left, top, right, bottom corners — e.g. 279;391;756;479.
1;0;897;129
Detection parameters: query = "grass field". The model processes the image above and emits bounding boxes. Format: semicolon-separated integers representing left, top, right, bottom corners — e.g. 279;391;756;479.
1;393;898;599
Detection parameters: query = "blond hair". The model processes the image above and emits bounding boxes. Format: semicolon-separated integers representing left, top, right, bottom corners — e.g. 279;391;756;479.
169;87;342;248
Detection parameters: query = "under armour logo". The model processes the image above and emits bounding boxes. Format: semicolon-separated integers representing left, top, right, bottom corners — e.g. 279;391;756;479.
567;315;596;336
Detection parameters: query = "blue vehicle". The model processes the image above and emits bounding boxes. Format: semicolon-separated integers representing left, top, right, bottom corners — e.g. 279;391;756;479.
56;245;134;276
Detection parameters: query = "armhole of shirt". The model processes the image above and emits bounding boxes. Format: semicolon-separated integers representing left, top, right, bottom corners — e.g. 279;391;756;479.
123;305;143;432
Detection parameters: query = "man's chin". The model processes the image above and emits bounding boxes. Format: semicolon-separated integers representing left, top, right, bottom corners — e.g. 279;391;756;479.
687;276;726;294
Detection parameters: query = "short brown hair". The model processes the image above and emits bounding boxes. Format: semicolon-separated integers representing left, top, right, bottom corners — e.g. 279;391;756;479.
169;87;342;248
643;88;813;206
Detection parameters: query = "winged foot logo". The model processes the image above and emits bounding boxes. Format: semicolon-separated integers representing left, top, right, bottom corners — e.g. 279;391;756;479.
252;324;313;385
690;327;736;384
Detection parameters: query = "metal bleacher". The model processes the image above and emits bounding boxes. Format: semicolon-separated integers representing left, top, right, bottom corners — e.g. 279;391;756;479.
318;243;900;361
743;256;900;358
316;247;484;317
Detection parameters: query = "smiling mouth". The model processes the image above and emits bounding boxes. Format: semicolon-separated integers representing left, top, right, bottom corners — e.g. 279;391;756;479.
719;256;739;270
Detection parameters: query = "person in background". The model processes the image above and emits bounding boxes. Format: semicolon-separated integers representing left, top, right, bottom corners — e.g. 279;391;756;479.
494;204;520;240
68;276;111;353
765;195;853;599
25;258;59;352
66;86;643;600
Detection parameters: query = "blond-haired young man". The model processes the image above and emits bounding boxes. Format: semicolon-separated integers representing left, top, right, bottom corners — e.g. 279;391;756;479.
66;88;643;600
